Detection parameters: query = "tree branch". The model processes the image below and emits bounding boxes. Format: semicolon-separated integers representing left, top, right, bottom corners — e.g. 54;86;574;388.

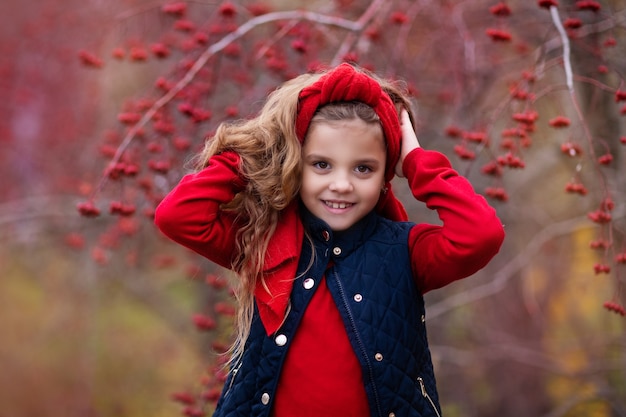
428;215;592;319
91;7;382;199
0;196;77;227
549;6;573;93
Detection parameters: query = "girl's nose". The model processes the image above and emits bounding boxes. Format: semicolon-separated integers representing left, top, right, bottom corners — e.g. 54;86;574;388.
329;173;354;193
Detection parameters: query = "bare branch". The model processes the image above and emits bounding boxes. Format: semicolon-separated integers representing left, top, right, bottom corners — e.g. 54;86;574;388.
549;6;573;93
91;7;380;199
0;196;77;226
428;215;591;319
330;0;389;65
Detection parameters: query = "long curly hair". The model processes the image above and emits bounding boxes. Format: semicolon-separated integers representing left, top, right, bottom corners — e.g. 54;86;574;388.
196;65;414;362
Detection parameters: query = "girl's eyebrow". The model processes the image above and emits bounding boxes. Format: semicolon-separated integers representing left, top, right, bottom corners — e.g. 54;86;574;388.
304;153;382;167
303;153;330;161
355;158;382;166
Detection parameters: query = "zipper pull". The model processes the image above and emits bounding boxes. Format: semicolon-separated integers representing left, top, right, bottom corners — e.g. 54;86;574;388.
417;376;442;417
417;377;427;397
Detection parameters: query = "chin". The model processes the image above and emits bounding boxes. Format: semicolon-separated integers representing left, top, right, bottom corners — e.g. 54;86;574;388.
326;219;356;232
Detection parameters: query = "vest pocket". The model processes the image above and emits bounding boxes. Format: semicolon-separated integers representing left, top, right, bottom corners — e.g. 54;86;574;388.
417;377;441;417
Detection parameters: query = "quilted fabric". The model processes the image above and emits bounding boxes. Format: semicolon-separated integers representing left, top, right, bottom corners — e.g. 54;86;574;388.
213;209;442;417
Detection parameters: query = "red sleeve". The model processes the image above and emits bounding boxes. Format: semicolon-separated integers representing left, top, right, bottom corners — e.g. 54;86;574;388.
153;151;246;269
404;148;505;294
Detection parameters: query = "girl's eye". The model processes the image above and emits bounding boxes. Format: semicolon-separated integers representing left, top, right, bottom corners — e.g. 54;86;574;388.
356;165;372;174
313;161;329;169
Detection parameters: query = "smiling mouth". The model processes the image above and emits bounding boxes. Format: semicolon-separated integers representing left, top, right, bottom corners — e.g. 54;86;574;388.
324;200;354;209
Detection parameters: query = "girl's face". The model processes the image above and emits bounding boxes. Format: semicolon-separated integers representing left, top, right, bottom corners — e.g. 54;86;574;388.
300;118;386;231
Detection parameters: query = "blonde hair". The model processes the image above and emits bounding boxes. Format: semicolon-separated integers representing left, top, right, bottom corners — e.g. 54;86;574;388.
196;65;414;363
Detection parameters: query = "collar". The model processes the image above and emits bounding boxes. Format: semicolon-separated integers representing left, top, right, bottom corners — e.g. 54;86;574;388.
300;203;379;261
254;202;380;336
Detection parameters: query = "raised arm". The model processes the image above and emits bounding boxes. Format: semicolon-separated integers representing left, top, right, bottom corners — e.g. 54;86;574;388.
404;148;505;293
154;151;245;269
396;111;504;293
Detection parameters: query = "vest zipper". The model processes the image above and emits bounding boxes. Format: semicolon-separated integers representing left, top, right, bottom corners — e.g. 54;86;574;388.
417;377;441;417
224;359;243;397
332;270;384;417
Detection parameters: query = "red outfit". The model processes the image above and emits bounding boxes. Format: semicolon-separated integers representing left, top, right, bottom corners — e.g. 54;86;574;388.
154;147;505;416
272;277;371;417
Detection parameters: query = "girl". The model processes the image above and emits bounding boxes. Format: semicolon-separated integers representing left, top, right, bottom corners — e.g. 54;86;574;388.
155;63;505;417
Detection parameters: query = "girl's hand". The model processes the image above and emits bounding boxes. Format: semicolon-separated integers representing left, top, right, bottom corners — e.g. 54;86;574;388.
395;109;421;178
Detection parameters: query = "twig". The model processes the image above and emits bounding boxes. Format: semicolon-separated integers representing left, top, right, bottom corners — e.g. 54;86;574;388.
390;0;428;72
541;8;626;62
0;196;77;226
253;19;300;60
331;0;388;65
428;215;591;319
549;6;573;93
547;6;611;205
90;8;375;199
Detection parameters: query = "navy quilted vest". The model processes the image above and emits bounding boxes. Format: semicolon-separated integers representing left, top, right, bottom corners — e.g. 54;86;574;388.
213;209;442;417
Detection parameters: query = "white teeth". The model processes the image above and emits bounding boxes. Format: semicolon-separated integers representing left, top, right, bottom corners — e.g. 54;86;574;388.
325;201;352;209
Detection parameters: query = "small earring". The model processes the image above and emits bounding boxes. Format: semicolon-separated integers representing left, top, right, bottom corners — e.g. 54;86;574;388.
381;186;388;194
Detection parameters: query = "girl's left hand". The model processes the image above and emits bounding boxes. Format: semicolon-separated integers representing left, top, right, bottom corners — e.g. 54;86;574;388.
395;109;421;178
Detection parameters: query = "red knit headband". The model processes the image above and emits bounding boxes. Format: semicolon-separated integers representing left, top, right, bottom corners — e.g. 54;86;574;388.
295;63;402;183
295;63;407;222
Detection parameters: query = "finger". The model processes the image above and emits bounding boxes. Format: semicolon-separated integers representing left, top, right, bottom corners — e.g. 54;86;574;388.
400;108;411;124
399;110;414;138
401;109;420;147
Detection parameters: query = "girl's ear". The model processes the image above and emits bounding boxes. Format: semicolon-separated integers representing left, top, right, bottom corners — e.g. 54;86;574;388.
381;173;388;193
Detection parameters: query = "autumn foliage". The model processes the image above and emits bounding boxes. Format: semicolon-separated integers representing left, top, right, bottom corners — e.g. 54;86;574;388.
2;0;626;416
80;0;626;313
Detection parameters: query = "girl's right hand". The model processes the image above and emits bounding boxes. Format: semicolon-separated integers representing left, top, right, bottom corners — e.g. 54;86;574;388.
395;109;421;178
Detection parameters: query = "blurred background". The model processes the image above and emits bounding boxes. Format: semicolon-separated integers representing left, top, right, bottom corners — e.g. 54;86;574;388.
1;0;625;416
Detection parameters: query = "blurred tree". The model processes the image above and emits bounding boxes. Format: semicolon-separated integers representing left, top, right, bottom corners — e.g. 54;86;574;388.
1;0;625;416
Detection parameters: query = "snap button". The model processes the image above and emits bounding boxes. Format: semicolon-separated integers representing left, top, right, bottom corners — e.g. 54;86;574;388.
353;294;363;302
374;353;383;361
332;247;342;256
275;334;287;346
261;392;270;405
303;278;315;290
322;230;330;241
421;314;426;323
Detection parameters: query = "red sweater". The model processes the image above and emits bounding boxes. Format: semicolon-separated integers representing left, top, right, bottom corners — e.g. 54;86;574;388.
154;148;505;415
272;276;371;417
